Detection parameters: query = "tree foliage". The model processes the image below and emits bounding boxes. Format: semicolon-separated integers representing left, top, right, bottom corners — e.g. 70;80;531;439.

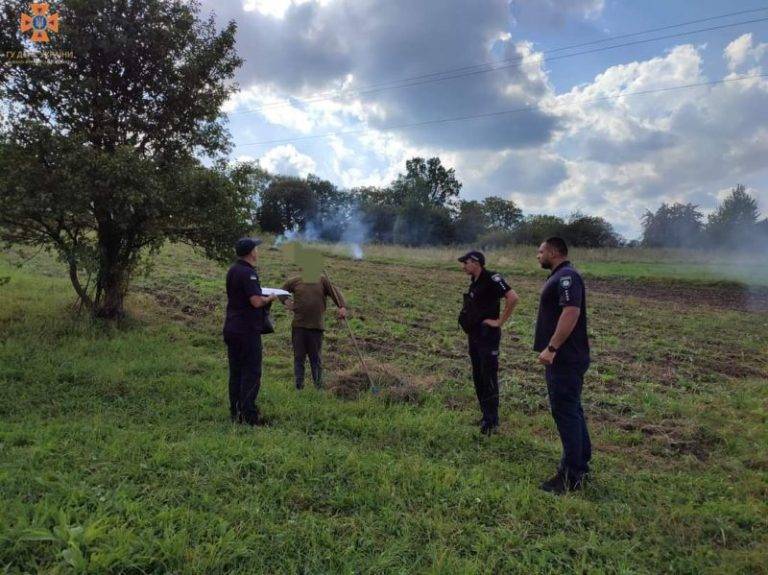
389;157;462;208
511;215;567;245
641;203;704;248
257;177;317;234
481;196;523;231
565;213;621;248
0;0;246;318
706;184;760;248
454;200;488;244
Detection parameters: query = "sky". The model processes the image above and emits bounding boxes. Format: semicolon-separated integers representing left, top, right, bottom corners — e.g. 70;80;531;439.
200;0;768;239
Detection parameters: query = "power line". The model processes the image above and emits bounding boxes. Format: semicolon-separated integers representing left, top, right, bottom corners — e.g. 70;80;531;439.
235;73;767;148
239;6;768;110
228;8;768;116
233;15;768;115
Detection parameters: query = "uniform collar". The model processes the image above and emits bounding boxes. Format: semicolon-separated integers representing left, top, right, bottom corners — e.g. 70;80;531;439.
237;259;255;269
471;268;489;284
548;260;571;278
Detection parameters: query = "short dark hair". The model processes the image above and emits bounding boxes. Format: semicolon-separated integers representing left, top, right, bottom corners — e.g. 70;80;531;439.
544;236;568;256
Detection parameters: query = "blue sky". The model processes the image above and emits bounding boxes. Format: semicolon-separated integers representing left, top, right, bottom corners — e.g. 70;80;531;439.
201;0;768;239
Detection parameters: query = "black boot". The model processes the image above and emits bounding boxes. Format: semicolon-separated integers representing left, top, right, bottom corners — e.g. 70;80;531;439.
540;470;585;494
243;406;265;427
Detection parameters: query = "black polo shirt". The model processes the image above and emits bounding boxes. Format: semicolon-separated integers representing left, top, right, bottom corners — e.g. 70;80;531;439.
223;259;264;336
462;268;512;329
534;261;590;365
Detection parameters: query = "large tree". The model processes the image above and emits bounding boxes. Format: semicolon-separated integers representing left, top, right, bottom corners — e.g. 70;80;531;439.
481;196;523;231
0;0;246;318
564;212;622;248
454;200;488;244
705;185;761;248
306;174;352;242
641;203;703;248
390;157;462;208
512;215;566;245
257;177;318;234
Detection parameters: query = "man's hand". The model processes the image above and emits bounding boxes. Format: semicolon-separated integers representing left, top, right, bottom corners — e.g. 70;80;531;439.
538;348;556;365
337;307;347;320
482;318;501;328
284;298;295;311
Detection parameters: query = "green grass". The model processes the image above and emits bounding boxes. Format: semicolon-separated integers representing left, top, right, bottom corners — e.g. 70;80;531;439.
348;243;768;286
0;244;767;573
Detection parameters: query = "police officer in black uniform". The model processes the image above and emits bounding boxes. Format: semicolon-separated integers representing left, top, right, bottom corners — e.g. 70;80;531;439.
458;251;519;435
533;237;592;493
223;238;277;426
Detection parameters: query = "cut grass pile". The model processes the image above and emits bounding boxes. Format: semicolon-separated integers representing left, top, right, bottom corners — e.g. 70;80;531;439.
326;359;436;404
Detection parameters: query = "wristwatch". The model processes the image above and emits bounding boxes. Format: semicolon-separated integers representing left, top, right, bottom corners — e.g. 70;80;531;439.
547;344;558;353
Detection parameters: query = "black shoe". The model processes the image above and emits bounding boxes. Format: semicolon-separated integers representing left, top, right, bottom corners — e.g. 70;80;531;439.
570;473;587;491
540;470;585;494
480;421;497;436
296;383;304;390
243;414;267;427
540;471;568;494
242;406;265;427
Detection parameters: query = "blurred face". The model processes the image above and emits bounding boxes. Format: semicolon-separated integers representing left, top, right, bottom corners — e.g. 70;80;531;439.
297;247;324;282
246;246;259;262
461;259;482;276
537;242;553;269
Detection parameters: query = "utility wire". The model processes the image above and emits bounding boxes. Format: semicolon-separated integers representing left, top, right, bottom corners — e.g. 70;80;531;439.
235;73;767;148
228;8;768;116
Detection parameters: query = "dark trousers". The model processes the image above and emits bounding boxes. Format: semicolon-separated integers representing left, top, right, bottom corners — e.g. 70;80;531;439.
224;333;263;422
468;325;501;425
292;327;323;388
545;361;591;476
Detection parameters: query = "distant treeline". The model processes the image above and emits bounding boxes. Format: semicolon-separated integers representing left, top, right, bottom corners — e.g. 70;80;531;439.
253;157;767;249
640;185;768;249
253;157;622;248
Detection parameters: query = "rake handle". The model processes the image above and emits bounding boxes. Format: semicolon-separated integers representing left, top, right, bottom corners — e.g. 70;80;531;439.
323;268;375;391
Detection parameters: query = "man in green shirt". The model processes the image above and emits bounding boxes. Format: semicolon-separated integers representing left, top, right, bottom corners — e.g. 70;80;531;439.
282;274;347;389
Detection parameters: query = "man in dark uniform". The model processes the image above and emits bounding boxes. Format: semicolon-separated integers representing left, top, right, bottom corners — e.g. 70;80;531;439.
223;237;277;426
534;237;592;494
458;251;519;435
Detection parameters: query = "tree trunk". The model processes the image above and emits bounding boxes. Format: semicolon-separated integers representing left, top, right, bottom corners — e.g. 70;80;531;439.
66;256;93;311
92;227;130;320
94;268;128;319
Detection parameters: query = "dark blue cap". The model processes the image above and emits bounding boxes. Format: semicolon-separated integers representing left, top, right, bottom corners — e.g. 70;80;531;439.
458;250;485;266
235;237;262;257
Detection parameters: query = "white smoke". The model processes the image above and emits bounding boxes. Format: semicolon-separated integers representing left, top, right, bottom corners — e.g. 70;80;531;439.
340;208;367;260
270;208;369;260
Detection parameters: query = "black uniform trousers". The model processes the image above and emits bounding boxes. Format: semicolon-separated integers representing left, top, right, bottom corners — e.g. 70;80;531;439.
292;327;323;389
468;324;501;426
545;361;591;477
225;333;263;423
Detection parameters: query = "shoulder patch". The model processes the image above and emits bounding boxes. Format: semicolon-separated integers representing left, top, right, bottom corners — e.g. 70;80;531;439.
492;273;503;283
559;276;572;288
250;275;259;280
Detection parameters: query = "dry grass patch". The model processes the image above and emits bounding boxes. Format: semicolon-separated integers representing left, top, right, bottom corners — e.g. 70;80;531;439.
326;359;437;404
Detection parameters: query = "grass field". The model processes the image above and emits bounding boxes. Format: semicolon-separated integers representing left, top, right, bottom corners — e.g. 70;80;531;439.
1;242;767;574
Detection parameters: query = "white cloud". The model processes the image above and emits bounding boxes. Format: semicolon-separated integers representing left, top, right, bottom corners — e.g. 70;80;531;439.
207;0;768;238
259;144;317;176
225;83;379;138
725;33;768;71
243;0;333;20
530;40;768;236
